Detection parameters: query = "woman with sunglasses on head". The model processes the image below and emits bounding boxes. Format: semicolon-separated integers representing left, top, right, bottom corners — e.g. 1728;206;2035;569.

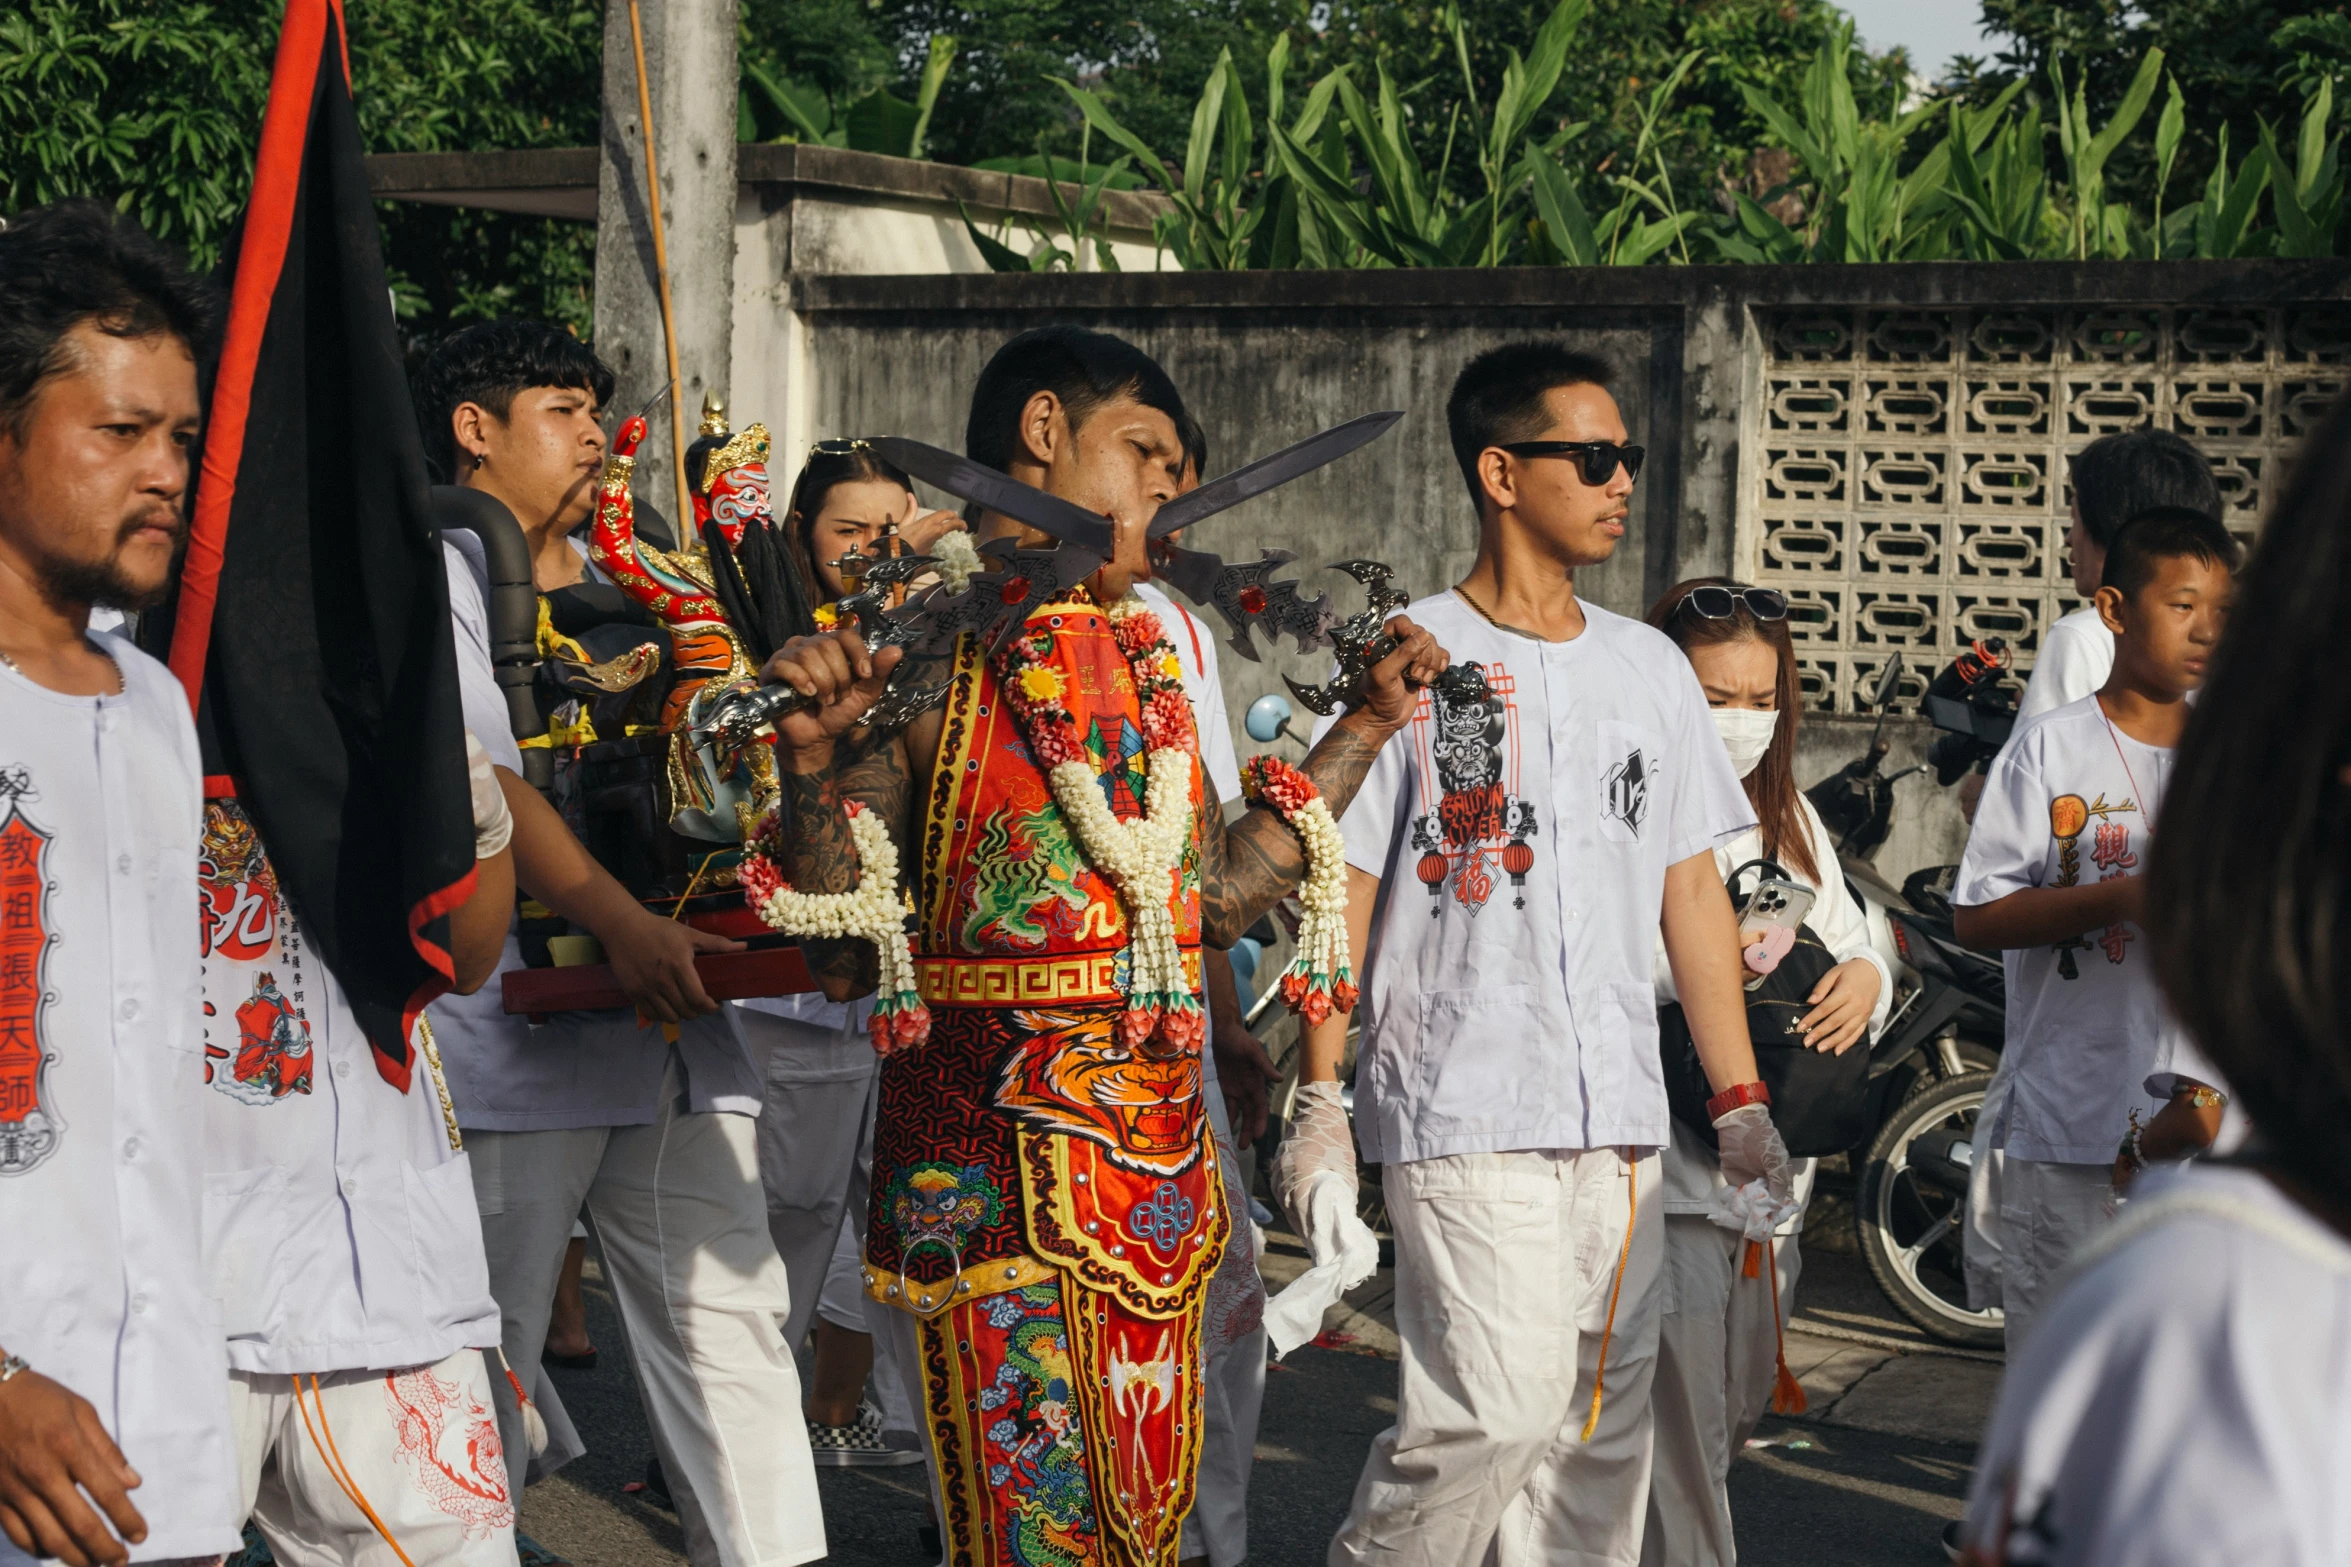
731;440;962;1474
788;441;965;623
1639;578;1890;1567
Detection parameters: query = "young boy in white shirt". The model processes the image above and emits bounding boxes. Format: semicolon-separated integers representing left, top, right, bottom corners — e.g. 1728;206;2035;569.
1279;342;1790;1567
1954;505;2237;1350
2012;430;2220;724
1965;429;2220;1316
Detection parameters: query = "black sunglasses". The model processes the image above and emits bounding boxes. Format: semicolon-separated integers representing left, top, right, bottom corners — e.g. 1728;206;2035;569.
1498;440;1645;486
1677;584;1789;623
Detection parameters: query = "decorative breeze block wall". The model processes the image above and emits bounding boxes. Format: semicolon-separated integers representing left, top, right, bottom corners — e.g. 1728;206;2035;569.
1737;304;2350;715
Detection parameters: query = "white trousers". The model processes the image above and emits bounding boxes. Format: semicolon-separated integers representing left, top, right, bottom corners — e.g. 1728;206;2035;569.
1639;1216;1801;1567
228;1349;515;1566
748;1027;878;1358
469;1058;824;1567
1997;1157;2114;1353
1332;1146;1663;1567
1180;1050;1269;1567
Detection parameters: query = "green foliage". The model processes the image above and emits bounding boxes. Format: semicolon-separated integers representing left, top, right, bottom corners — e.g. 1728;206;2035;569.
0;1;272;260
0;0;601;340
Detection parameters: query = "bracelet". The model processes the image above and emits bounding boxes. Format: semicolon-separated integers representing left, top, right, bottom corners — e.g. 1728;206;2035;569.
2117;1108;2146;1170
1706;1080;1772;1119
0;1353;28;1383
2184;1085;2226;1110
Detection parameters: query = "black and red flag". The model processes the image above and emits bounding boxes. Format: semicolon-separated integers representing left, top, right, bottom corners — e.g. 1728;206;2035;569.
139;0;474;1090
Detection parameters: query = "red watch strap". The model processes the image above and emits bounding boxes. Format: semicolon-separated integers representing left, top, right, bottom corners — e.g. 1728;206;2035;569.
1706;1081;1772;1120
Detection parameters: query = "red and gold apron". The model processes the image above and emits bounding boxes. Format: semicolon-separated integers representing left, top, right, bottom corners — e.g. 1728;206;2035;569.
865;600;1226;1567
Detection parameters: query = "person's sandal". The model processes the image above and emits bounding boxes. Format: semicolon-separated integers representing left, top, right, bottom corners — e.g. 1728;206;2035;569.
809;1398;924;1467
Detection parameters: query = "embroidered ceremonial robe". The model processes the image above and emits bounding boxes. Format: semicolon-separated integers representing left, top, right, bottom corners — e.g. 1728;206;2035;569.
863;599;1227;1567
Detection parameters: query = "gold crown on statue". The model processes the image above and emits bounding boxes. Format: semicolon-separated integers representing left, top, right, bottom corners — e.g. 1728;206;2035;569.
698;422;771;492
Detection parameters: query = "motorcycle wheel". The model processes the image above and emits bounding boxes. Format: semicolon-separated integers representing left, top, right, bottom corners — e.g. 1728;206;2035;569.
1856;1069;2006;1349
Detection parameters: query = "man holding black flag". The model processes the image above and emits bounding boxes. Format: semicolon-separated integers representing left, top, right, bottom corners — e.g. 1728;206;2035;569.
131;0;525;1558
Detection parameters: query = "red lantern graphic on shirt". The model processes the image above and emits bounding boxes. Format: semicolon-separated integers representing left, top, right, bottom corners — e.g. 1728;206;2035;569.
1415;850;1449;915
1407;662;1539;918
0;766;59;1176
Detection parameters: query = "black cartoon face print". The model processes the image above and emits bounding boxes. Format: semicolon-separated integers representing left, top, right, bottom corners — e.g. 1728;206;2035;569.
1408;663;1540;915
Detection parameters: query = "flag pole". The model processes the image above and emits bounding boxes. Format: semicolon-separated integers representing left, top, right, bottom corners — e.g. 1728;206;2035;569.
625;0;694;535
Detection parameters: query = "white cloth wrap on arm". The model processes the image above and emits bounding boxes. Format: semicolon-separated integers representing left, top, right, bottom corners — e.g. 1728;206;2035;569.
1262;1080;1381;1359
466;729;514;858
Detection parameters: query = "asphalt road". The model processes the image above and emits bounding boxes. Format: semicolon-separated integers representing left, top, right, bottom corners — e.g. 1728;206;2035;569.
521;1236;1988;1566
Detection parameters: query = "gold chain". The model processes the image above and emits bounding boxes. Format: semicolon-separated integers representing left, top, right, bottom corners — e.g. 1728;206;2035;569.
415;1016;463;1152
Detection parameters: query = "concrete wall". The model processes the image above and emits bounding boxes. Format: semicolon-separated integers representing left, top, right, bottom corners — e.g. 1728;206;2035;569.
762;259;2351;886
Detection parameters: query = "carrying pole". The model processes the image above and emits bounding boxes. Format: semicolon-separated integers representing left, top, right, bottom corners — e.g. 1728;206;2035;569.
624;0;694;534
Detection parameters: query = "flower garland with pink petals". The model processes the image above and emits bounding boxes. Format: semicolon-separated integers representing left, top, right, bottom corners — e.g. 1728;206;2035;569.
995;596;1206;1053
739;800;929;1054
1240;755;1358;1026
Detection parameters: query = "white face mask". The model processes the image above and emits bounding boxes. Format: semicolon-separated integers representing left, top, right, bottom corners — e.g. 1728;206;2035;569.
1710;706;1779;779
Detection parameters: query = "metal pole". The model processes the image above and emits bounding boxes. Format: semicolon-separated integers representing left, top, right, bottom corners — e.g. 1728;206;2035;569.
625;0;694;535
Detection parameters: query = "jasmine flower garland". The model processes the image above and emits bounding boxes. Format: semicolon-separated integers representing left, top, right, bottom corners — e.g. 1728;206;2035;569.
996;595;1206;1053
738;799;930;1054
1240;755;1358;1025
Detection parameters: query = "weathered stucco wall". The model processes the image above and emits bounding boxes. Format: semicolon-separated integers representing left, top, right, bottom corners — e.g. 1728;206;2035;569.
740;259;2351;885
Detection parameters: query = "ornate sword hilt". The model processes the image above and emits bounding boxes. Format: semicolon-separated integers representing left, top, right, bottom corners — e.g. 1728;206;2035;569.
1284;561;1491;716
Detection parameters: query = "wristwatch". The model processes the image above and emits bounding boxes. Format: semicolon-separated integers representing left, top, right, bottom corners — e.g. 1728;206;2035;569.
0;1353;28;1383
1706;1080;1773;1120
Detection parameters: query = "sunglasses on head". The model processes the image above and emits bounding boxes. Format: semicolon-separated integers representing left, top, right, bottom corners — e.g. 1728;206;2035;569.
1498;440;1646;486
1676;584;1789;623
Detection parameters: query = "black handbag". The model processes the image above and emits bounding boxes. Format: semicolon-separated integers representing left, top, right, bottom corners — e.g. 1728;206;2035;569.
1658;860;1874;1158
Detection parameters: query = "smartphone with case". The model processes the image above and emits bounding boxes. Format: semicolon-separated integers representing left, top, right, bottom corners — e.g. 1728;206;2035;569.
1735;876;1816;992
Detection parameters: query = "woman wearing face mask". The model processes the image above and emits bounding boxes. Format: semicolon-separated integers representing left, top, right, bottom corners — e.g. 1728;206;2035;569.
1639;578;1892;1567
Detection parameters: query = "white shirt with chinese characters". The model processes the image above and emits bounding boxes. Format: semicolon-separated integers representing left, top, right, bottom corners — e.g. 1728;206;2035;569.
1325;592;1754;1164
196;794;502;1375
0;634;241;1562
1956;694;2175;1163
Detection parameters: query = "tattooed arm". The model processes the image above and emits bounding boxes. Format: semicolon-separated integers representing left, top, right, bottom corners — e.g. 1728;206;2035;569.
1197;616;1447;947
760;628;921;1001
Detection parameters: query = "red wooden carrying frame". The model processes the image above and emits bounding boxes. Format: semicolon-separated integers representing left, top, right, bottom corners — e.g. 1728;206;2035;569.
498;909;821;1020
501;948;818;1021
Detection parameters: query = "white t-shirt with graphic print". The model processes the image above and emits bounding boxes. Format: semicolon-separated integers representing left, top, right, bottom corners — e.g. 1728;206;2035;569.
1325;591;1755;1164
1956;694;2176;1164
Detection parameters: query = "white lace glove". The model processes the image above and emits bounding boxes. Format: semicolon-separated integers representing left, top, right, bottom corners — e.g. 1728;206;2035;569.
1271;1079;1358;1233
1713;1101;1795;1206
1263;1080;1381;1358
466;730;513;859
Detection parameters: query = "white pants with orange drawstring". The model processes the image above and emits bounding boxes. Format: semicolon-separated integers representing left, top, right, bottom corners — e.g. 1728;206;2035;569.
1639;1124;1816;1567
228;1348;516;1566
1329;1146;1664;1567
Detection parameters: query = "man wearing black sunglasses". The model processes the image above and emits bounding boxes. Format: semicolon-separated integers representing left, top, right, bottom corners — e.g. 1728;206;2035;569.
1289;341;1791;1567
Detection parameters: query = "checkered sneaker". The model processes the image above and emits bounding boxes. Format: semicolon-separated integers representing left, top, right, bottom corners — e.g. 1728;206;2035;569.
808;1398;924;1467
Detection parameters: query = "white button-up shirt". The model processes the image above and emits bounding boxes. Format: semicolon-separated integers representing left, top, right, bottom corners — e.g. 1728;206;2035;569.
197;811;501;1374
0;636;240;1561
1329;592;1754;1163
429;536;761;1131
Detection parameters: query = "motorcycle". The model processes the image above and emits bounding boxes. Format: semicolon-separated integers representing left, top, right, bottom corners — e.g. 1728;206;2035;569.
1806;646;2018;1348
